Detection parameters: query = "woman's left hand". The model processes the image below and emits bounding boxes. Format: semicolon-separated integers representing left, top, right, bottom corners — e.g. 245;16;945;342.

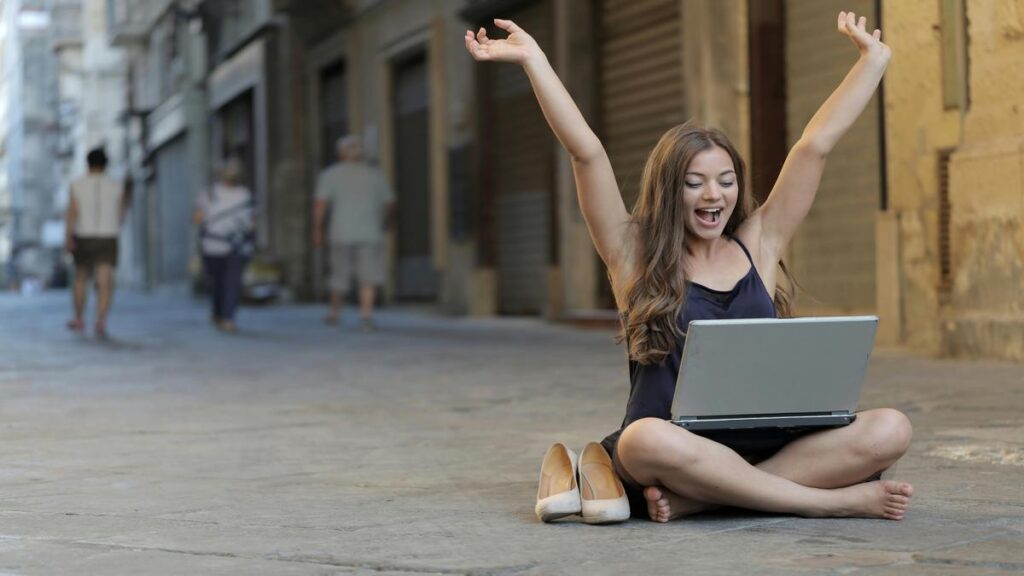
838;11;891;62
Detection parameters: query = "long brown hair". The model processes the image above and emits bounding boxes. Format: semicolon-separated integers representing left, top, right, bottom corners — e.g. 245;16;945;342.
618;123;795;365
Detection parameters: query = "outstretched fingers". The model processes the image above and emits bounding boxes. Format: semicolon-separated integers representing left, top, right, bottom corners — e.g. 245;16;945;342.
464;30;481;59
838;10;883;46
464;29;490;61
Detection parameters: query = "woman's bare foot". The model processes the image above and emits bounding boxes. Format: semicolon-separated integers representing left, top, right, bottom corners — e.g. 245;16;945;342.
818;480;914;520
643;486;712;522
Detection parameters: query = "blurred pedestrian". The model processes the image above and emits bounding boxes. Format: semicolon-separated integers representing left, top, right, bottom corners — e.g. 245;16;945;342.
194;157;255;333
64;146;130;338
313;136;395;331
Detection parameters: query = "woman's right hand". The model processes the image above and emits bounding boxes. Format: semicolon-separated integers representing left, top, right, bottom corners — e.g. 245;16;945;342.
464;19;542;66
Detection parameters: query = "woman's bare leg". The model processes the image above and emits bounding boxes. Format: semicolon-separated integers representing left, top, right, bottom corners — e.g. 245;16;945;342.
756;408;912;487
617;417;914;522
643;409;912;521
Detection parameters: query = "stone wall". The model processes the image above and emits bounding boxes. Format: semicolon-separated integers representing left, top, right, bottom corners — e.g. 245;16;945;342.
945;0;1024;360
883;0;1024;360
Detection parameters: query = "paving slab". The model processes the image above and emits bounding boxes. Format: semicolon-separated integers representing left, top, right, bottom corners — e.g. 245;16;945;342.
0;291;1021;575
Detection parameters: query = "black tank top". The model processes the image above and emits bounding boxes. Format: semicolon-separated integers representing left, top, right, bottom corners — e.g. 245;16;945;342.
601;237;777;456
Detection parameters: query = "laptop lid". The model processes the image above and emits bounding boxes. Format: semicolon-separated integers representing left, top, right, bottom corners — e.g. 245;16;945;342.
673;316;878;420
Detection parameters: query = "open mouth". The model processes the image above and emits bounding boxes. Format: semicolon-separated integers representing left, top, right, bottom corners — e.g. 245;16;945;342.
695;208;723;226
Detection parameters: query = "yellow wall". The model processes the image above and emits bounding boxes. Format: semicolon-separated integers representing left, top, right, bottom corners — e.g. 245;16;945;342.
945;0;1024;359
883;0;1024;360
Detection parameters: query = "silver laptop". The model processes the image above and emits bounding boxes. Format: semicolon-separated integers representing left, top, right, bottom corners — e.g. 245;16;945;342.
672;316;878;430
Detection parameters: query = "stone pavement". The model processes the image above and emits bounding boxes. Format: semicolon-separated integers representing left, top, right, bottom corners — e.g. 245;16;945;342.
0;291;1021;575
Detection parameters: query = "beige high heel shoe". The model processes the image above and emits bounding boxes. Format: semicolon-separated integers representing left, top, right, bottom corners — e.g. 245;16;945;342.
535;442;582;522
578;442;630;524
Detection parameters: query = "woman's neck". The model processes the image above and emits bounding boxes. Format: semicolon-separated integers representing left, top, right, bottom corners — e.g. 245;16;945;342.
684;234;730;261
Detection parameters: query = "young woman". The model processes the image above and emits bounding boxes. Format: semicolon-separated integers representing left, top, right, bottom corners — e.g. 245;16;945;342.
466;11;914;522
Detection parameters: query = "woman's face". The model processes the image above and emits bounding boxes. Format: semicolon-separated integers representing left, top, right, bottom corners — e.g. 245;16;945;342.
681;146;738;241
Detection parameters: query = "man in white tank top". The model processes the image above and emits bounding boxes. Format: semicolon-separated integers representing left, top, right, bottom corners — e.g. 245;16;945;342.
64;147;131;338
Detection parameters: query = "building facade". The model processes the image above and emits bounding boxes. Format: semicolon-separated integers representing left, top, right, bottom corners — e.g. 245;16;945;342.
883;0;1024;360
271;0;1024;361
108;0;208;290
0;0;61;288
71;0;1021;361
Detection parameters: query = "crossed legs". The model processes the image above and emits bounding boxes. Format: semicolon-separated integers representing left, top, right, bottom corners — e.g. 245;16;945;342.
617;408;914;522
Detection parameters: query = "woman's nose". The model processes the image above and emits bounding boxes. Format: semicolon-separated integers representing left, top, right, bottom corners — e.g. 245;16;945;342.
702;183;723;200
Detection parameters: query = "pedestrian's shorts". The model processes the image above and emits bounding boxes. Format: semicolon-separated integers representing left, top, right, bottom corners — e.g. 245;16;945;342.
73;236;118;269
329;242;384;291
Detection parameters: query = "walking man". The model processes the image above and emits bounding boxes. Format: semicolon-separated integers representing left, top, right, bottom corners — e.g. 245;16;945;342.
65;147;130;338
313;136;395;330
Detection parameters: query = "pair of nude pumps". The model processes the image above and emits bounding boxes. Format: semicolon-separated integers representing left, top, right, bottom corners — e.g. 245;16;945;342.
535;442;630;524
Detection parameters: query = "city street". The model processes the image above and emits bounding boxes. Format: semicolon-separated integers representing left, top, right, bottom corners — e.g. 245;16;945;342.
0;291;1021;575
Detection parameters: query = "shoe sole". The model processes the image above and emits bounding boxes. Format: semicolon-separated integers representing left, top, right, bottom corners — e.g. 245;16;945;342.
581;510;630;524
536;503;582;523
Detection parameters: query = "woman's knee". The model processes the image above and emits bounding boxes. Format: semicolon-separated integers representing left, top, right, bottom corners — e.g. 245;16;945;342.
616;418;697;478
853;408;913;463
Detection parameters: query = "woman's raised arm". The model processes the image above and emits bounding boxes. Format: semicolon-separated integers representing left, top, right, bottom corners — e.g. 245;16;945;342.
755;11;891;261
466;19;632;271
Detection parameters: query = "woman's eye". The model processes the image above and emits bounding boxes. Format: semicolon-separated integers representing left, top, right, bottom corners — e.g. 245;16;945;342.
685;181;702;188
720;180;735;187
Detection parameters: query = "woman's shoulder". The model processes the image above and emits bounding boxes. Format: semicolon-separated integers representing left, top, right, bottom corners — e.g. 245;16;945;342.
733;216;768;262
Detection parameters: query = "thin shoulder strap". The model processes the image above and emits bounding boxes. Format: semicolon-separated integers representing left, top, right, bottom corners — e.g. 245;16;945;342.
731;236;755;266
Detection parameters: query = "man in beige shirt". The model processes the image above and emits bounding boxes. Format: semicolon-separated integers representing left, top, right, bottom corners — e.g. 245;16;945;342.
64;147;131;338
313;136;395;330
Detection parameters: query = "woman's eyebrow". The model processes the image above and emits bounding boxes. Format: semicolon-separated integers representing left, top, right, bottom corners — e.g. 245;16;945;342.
685;170;736;177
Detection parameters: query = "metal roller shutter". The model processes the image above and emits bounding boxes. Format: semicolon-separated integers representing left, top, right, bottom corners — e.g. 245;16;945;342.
484;0;555;315
393;54;437;300
785;0;880;312
155;136;190;286
599;0;684;210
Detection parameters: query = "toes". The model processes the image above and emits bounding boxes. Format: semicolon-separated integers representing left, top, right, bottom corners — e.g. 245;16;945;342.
883;480;915;497
647;504;669;523
644;486;664;502
885;501;909;518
